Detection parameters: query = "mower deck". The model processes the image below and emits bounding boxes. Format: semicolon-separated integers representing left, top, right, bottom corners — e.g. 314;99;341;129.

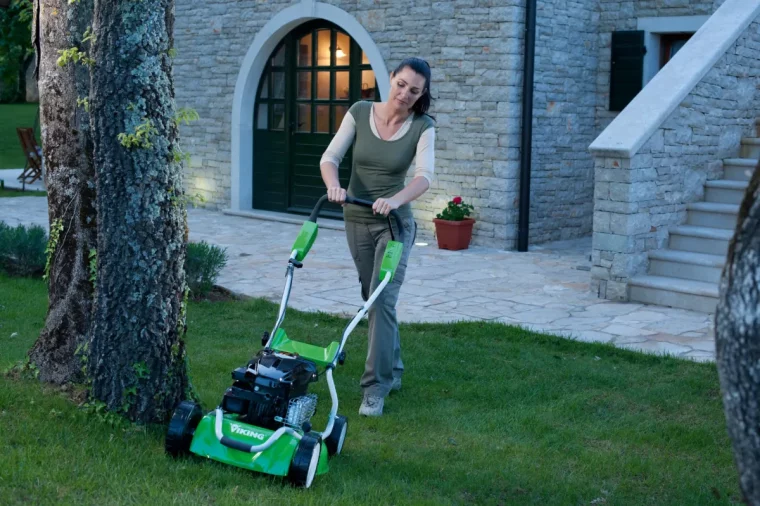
189;412;329;476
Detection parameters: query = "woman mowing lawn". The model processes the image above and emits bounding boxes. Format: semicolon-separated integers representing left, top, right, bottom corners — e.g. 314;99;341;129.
319;57;436;417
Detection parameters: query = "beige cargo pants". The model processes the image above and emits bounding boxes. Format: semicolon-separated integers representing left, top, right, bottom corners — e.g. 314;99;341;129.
345;216;416;398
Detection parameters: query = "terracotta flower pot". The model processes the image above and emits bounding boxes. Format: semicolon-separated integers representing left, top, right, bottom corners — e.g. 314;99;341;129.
433;218;475;251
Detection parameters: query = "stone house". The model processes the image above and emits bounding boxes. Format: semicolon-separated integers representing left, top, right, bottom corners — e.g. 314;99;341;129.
173;0;760;312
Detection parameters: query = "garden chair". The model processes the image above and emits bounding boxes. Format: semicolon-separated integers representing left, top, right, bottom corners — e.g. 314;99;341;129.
16;127;44;188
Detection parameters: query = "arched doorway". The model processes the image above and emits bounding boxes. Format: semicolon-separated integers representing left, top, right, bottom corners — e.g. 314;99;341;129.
253;21;379;218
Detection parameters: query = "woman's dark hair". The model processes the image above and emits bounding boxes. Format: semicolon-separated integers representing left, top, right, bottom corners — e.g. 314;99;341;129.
392;57;434;120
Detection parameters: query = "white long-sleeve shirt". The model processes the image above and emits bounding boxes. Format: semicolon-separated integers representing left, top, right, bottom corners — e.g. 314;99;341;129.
319;104;435;184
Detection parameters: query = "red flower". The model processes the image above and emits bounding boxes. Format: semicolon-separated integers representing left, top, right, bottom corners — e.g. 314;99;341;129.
452;196;462;205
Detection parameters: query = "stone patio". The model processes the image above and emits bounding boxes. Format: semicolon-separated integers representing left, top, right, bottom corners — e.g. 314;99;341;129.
0;196;716;363
0;169;46;192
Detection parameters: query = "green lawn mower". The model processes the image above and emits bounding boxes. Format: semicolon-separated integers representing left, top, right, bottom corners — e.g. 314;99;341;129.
165;195;406;488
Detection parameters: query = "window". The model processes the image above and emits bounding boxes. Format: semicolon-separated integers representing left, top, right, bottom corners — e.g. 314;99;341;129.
637;15;706;87
660;33;692;68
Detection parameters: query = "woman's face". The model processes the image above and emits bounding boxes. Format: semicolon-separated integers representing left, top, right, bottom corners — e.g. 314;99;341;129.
389;66;427;111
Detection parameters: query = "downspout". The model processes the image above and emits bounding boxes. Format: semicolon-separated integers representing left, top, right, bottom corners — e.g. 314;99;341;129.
517;0;537;252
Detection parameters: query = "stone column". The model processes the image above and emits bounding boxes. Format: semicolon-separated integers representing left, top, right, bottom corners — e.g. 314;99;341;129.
589;152;657;301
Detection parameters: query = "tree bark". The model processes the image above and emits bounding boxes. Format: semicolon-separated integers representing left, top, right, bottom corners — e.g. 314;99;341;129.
88;0;189;423
29;0;97;385
715;161;760;506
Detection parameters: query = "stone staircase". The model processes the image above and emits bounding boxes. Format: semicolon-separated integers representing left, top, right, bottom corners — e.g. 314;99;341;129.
628;135;757;313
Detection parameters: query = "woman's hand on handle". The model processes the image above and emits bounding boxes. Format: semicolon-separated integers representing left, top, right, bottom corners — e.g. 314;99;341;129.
372;197;402;217
320;160;346;205
370;176;430;217
327;186;347;205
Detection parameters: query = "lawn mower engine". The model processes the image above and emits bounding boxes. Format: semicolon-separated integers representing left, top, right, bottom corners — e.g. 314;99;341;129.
221;349;319;431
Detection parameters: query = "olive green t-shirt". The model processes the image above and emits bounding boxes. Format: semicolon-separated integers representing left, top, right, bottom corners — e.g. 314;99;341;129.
343;101;435;223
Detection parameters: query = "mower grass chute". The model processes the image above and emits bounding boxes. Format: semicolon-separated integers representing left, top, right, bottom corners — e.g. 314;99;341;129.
165;195;405;488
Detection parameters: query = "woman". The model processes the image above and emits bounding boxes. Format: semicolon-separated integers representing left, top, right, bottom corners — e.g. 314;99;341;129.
319;57;435;417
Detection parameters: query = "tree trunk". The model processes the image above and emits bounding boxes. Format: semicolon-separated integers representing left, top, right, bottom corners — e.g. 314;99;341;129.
715;161;760;506
29;0;97;385
88;0;189;423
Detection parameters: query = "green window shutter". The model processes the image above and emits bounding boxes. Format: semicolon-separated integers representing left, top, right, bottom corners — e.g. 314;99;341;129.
609;30;645;112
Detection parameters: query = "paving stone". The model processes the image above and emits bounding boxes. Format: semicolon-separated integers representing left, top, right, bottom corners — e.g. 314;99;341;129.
579;303;643;317
612;310;669;324
612;335;651;345
600;324;658;337
511;308;571;325
642;318;712;336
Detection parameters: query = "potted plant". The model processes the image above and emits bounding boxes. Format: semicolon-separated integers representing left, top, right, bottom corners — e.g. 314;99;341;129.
433;196;475;250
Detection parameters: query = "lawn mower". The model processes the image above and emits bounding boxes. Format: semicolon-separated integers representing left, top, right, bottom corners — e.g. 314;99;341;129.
164;195;406;488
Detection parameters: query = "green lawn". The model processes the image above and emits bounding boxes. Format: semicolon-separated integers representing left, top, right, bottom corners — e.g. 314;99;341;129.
0;103;39;169
0;187;46;197
0;275;742;505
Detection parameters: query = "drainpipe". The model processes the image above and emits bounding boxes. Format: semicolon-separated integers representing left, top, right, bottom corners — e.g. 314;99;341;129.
517;0;537;252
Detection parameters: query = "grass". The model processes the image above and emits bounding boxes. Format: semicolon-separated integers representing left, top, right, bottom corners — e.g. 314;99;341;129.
0;274;742;505
0;187;46;198
0;103;39;169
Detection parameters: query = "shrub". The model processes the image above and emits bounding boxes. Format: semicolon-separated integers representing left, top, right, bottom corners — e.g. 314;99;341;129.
185;241;228;298
0;221;47;277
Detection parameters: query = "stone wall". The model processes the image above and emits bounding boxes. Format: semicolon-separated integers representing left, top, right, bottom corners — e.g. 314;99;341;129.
174;0;527;249
407;1;525;247
595;0;725;132
174;0;263;209
591;18;760;300
528;0;598;244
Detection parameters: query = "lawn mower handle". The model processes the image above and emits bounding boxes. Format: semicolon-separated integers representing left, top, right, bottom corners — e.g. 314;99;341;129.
309;194;406;243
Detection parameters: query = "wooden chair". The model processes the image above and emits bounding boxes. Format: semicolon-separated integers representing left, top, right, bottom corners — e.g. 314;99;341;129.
16;127;44;188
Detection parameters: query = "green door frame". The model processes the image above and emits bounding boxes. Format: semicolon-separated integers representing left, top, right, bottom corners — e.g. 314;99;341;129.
253;20;378;219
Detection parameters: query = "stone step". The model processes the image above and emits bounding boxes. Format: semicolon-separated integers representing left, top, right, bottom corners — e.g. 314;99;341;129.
668;225;733;256
686;202;739;230
648;249;725;284
704;179;749;205
723;158;756;181
740;137;760;159
629;275;718;313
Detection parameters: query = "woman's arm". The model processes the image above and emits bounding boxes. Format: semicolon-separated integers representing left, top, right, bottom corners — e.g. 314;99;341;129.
320;112;356;203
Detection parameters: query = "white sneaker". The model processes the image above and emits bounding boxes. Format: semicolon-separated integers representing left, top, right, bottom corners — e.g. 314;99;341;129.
359;394;384;416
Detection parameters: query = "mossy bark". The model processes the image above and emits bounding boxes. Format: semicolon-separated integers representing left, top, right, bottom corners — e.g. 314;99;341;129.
715;161;760;505
29;0;97;385
88;0;189;423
